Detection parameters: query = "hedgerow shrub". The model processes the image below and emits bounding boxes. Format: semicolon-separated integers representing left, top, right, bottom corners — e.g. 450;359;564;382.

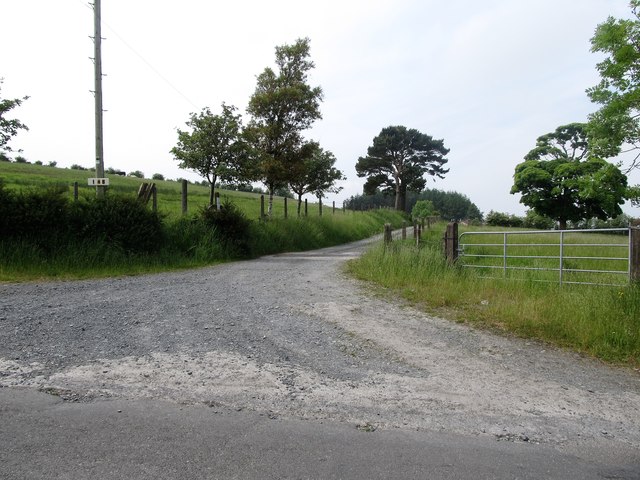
69;196;164;253
0;182;70;246
199;199;251;256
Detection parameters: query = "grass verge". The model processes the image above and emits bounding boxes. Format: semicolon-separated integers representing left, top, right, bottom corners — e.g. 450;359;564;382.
1;209;404;282
346;228;640;368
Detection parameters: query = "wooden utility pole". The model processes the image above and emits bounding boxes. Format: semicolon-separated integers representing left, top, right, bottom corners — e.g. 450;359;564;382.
93;0;105;198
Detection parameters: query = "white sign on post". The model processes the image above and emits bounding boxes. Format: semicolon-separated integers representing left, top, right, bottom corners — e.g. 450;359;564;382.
88;178;110;186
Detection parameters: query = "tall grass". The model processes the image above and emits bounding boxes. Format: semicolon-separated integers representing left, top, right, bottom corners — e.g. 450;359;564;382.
347;228;640;367
0;206;404;282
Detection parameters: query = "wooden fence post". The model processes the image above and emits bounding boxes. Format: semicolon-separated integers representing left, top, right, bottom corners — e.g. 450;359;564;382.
152;184;157;212
416;224;422;246
413;221;418;239
319;198;323;217
73;182;79;201
402;221;407;240
260;194;265;220
444;222;459;264
384;223;392;245
305;199;308;217
181;180;188;215
332;201;335;214
284;197;288;219
631;227;640;282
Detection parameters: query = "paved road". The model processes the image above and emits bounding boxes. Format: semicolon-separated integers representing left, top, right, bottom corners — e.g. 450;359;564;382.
1;238;639;479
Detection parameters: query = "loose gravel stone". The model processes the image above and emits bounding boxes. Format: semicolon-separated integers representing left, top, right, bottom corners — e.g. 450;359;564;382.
1;237;639;464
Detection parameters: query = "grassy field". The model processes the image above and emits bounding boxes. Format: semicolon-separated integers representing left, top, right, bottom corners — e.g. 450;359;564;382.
347;222;640;367
0;161;335;220
457;227;630;286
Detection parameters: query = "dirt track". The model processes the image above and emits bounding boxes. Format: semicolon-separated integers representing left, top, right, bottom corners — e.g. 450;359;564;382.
1;237;639;466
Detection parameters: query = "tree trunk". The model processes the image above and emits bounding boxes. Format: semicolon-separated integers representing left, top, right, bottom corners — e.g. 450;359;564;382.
395;186;406;212
559;219;567;230
209;183;215;208
297;194;302;216
268;190;274;217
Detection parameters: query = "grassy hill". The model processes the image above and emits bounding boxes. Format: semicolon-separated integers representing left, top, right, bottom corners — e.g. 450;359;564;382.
0;161;331;220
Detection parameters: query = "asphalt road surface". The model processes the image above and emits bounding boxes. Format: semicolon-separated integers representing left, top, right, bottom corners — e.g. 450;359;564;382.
1;237;639;479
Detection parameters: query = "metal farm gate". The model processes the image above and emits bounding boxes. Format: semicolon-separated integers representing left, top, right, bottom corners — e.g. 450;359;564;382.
457;228;634;286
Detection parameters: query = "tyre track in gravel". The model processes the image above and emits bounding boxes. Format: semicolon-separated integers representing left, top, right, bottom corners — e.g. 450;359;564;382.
1;237;639;467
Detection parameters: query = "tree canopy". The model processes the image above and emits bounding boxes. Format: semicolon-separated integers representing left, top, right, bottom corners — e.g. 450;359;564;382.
289;141;344;215
246;37;323;215
345;189;482;221
511;123;628;229
171;104;251;207
355;126;449;211
0;79;28;154
587;0;640;171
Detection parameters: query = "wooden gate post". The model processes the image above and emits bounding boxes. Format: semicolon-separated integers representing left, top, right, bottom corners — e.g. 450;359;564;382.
305;199;308;217
284;197;288;219
260;194;265;220
444;222;459;264
181;179;188;215
631;227;640;282
384;223;392;245
152;184;157;212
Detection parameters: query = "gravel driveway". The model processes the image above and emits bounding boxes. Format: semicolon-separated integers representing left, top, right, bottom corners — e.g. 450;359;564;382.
1;237;639;467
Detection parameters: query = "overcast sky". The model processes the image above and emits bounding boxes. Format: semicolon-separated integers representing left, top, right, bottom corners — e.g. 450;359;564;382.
1;0;638;215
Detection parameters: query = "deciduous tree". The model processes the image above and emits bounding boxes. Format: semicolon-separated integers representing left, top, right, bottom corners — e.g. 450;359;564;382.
172;104;251;207
289;142;344;215
0;79;28;154
355;126;449;212
511;123;628;229
587;1;640;171
246;38;323;216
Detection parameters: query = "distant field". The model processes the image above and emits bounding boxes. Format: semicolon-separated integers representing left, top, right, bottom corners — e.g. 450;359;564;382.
0;162;336;220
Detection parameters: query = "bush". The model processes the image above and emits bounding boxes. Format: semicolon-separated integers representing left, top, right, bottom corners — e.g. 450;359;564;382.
152;173;165;181
47;161;57;167
70;196;164;253
411;200;436;220
128;170;144;178
70;164;89;170
485;210;524;228
523;210;555;230
199;199;251;256
14;156;28;164
0;182;70;246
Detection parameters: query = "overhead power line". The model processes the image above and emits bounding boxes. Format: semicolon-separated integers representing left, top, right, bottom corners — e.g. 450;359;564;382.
79;0;199;110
